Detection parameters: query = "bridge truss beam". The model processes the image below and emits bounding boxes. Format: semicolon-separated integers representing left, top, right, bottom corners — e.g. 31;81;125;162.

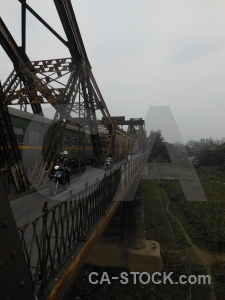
0;0;118;188
0;0;143;190
0;83;29;193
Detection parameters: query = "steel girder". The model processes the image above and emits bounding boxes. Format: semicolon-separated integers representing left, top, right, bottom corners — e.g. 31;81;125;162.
0;176;35;299
0;0;116;170
53;0;115;159
0;17;43;115
0;83;29;193
0;0;120;189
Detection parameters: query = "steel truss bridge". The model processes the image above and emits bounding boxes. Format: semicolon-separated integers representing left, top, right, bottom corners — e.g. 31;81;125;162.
0;0;146;194
0;1;149;299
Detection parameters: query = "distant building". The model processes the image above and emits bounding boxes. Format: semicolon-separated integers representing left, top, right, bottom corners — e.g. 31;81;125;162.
200;138;211;144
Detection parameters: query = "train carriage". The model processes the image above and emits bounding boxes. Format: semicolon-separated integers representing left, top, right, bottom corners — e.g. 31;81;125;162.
8;107;107;168
7;107;139;175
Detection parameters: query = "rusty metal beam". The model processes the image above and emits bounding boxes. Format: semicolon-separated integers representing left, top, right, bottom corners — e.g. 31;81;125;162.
18;0;68;47
0;177;35;299
0;17;29;70
21;0;26;52
0;83;30;193
0;17;43;115
53;0;116;158
102;116;144;126
53;0;83;63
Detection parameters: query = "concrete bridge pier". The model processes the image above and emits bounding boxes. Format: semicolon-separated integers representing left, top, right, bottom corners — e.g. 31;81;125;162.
85;184;162;273
122;185;146;250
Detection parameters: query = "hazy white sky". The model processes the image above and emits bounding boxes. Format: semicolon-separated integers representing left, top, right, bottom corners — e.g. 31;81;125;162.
1;0;225;143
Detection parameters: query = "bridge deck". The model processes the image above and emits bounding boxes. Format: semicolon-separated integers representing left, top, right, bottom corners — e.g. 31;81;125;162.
10;154;148;299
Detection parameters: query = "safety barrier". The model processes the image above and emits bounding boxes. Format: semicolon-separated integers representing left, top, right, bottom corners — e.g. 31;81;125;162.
18;153;148;296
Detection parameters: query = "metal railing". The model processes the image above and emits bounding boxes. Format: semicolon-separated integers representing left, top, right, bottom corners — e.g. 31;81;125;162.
17;153;148;296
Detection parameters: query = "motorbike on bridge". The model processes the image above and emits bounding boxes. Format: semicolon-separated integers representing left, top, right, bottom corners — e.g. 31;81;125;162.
106;157;113;170
50;165;69;195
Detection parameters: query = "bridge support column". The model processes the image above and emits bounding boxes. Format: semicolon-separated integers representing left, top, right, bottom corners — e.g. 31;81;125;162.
123;185;146;250
85;181;162;273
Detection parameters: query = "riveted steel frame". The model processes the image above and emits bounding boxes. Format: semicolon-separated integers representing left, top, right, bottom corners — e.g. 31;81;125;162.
0;0;117;172
0;83;29;193
0;176;35;299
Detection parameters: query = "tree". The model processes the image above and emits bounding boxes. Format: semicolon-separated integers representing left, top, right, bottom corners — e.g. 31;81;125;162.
148;130;171;162
196;144;225;168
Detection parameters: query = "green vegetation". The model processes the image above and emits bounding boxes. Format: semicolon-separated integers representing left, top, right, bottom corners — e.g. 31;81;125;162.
143;180;188;252
157;167;225;300
65;178;214;300
65;128;225;299
162;175;225;252
65;263;210;300
195;144;225;168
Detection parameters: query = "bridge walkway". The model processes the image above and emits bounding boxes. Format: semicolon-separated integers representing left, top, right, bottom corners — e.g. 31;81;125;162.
12;154;148;299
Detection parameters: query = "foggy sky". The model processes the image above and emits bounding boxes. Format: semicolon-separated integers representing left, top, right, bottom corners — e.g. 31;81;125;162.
1;0;225;143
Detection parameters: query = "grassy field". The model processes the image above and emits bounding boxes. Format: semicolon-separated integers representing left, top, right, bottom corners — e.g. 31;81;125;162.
64;177;214;300
156;167;225;300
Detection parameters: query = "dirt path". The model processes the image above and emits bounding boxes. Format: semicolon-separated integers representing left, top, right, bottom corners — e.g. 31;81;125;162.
163;191;216;300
